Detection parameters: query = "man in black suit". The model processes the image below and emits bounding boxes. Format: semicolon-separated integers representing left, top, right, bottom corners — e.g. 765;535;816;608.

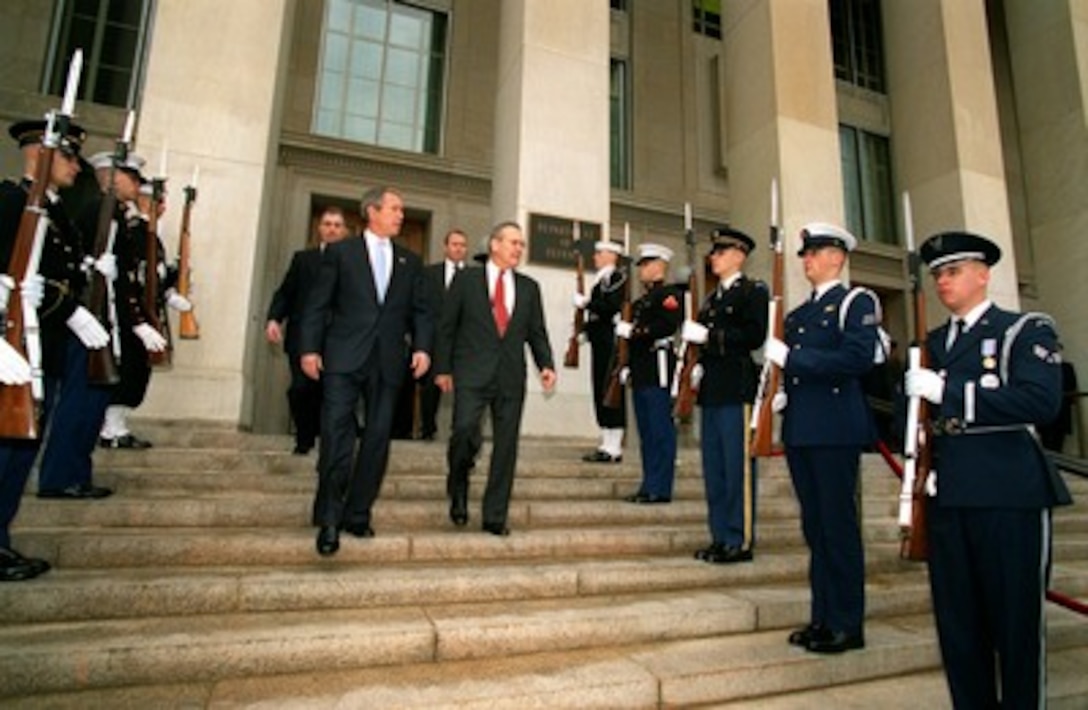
434;221;556;535
418;228;469;440
266;206;349;455
299;187;432;556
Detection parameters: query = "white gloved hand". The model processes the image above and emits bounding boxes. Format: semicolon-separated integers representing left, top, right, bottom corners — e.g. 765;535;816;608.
93;253;118;281
681;320;708;345
690;363;704;390
572;292;589;309
577;331;589;345
763;337;789;368
0;338;32;385
133;323;168;353
66;306;110;349
0;274;12;311
771;391;788;413
619;366;630;385
157;262;167;280
905;367;945;405
614;321;634;339
20;274;45;310
166;288;193;312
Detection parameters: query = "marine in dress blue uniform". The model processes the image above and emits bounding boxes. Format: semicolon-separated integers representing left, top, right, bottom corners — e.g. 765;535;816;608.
906;231;1068;708
576;239;627;463
0;118;92;581
765;222;878;654
616;243;683;503
682;227;768;563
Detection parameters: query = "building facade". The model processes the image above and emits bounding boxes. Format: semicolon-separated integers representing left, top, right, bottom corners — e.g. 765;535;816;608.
1;0;1084;444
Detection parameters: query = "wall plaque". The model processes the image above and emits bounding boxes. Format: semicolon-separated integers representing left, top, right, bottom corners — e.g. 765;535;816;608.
527;213;601;268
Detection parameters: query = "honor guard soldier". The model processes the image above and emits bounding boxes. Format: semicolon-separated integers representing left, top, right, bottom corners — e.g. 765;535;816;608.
906;231;1069;708
615;243;683;503
0;117;97;580
575;238;627;463
681;227;768;563
763;223;879;654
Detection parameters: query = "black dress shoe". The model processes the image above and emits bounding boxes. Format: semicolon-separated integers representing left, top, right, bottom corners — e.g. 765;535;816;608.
806;629;864;654
449;495;468;527
694;543;724;561
706;545;754;564
37;484;113;500
291;444;312;455
788;623;829;647
343;523;374;538
481;522;510;536
623;492;671;504
316;526;340;556
0;548;48;582
582;450;622;463
99;434;152;449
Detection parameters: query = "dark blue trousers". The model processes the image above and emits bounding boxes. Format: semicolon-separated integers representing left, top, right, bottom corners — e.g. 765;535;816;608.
632;386;676;498
38;334;114;491
1;377;58;548
700;403;756;549
786;445;865;635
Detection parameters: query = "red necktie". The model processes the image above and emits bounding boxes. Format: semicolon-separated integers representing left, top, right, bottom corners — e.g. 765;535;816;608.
492;269;509;337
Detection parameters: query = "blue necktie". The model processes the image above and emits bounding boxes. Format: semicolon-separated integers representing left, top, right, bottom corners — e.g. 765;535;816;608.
373;242;388;302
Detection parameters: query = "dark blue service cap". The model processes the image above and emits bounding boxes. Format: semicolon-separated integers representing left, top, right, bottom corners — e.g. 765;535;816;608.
709;226;755;254
919;231;1001;269
8;119;87;155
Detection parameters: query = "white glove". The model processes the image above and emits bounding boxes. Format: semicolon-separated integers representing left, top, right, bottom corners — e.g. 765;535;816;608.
763;337;789;368
133;323;168;353
0;339;32;385
21;274;45;310
93;253;118;281
619;366;630;385
615;321;634;339
0;274;12;311
577;331;589;345
771;391;788;413
166;288;193;312
157;262;168;280
690;363;704;389
905;367;945;405
572;292;589;309
66;306;110;349
681;320;708;345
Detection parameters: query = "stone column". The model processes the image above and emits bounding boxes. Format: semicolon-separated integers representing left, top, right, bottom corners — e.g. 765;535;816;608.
884;0;1018;307
133;0;292;423
491;0;610;436
723;0;845;307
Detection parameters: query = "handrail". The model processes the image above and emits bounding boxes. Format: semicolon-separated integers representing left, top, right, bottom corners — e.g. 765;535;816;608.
872;439;1087;617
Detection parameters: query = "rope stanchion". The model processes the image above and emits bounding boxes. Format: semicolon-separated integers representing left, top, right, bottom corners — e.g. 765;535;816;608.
870;439;1088;617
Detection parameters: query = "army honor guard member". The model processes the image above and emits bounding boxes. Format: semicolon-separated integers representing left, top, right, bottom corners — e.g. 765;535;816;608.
764;223;879;654
906;231;1069;708
682;227;768;563
574;238;627;463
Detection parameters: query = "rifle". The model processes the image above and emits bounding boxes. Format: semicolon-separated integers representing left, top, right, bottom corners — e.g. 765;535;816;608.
562;221;584;368
86;112;135;385
898;192;930;561
602;256;632;409
750;178;784;456
0;51;83;439
176;175;200;339
672;205;699;421
143;176;172;367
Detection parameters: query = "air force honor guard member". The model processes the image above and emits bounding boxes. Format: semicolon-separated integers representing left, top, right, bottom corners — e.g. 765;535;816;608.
574;238;627;463
906;231;1069;709
682;227;768;563
615;243;683;503
763;223;878;654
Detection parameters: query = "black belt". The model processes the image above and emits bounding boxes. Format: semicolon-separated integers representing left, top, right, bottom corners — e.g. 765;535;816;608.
932;418;1032;437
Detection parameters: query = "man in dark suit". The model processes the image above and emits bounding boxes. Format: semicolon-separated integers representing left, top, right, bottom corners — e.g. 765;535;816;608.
763;223;879;654
299;187;432;556
417;228;469;440
434;221;556;536
266;206;349;454
906;231;1068;709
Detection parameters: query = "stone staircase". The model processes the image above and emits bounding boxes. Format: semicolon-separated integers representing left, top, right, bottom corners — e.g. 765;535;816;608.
1;421;1087;708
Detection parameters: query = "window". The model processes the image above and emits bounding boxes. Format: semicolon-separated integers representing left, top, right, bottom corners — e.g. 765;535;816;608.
692;0;722;40
830;0;885;92
313;0;447;154
610;58;631;190
840;125;894;244
44;0;154;108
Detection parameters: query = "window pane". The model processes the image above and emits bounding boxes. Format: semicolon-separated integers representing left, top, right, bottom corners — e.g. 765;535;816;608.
324;33;349;72
840;125;863;237
382;84;417;123
389;12;425;49
860;131;894;243
346;77;379;117
328;0;352;29
351;39;382;80
106;0;143;25
378;121;415;150
385;47;420;87
318;70;345;110
355;1;386;41
344;114;376;142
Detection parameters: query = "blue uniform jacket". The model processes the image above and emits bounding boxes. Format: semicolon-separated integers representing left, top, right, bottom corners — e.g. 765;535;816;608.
781;284;878;448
